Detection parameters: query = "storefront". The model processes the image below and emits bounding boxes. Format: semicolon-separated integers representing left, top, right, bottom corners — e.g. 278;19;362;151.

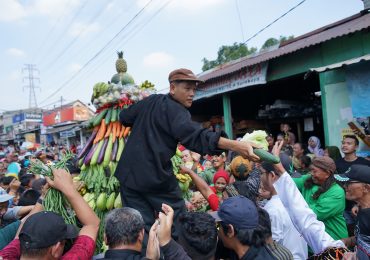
42;100;94;148
191;11;370;155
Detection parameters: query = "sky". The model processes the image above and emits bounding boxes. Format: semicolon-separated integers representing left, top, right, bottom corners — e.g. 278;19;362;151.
0;0;364;112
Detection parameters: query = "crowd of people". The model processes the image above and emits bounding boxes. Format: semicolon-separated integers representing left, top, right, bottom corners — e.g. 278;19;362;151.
0;68;369;259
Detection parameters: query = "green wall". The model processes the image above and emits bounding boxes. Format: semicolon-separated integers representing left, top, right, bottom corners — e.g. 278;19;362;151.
267;30;370;81
319;69;350;147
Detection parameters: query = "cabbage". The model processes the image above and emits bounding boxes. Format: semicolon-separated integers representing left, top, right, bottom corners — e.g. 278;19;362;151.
241;130;269;151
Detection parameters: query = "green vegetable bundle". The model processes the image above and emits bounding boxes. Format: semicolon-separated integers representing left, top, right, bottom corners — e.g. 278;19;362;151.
29;151;76;225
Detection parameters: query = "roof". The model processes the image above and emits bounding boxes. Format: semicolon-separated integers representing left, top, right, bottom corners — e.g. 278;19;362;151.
307;53;370;74
199;11;370;82
44;123;80;134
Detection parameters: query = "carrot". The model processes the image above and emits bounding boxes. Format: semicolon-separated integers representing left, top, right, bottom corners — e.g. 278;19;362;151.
105;122;112;138
119;125;125;138
116;122;121;138
123;126;131;138
94;119;106;144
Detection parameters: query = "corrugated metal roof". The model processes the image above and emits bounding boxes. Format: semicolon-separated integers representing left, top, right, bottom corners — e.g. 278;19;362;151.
308;53;370;73
199;12;370;82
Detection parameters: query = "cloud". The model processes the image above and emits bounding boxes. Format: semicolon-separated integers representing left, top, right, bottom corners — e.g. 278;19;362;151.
143;52;174;68
69;22;101;37
67;63;82;74
0;0;81;23
32;0;81;17
6;48;26;57
0;0;27;22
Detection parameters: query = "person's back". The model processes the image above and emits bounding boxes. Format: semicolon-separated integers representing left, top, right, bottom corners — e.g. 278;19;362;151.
118;94;208;193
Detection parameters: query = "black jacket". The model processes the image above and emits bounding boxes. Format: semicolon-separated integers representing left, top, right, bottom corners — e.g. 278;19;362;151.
116;94;224;192
97;249;147;260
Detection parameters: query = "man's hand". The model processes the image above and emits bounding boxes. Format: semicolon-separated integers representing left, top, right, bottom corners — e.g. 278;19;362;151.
147;221;160;260
9;178;21;192
179;165;192;175
272;141;285;175
272;141;284;157
45;169;74;194
156;203;174;247
237;141;260;161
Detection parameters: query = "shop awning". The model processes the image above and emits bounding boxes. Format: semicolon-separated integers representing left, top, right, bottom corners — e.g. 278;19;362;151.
44;124;77;134
305;54;370;78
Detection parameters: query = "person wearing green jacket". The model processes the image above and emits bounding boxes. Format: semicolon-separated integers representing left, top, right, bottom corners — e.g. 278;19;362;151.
293;156;348;241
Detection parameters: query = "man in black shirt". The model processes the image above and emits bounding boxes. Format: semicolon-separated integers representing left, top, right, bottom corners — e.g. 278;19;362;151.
335;165;370;259
335;135;370;174
335;135;370;236
116;68;259;241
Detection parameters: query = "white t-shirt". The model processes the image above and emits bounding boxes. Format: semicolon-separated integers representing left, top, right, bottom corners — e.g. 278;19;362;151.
264;195;308;260
273;172;345;254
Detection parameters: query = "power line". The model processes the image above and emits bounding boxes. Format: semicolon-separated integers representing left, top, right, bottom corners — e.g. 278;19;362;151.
202;0;307;72
234;0;245;42
38;0;155;105
64;0;174;98
31;0;73;64
81;0;174;80
42;0;112;73
36;0;90;68
44;0;173;99
63;1;136;66
243;0;306;45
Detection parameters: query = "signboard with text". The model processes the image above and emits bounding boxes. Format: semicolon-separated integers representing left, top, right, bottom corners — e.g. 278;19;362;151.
60;130;76;138
194;62;268;100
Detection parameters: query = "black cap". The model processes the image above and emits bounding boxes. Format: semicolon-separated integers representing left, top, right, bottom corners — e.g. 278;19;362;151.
334;164;370;184
19;211;78;249
210;196;258;230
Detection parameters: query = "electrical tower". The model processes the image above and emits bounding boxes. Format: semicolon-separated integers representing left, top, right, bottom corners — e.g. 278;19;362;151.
22;64;40;108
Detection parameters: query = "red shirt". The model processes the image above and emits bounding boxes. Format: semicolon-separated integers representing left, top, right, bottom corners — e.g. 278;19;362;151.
208;186;221;211
0;235;95;260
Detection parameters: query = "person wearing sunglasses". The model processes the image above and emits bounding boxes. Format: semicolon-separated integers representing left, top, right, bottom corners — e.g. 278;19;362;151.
334;164;370;259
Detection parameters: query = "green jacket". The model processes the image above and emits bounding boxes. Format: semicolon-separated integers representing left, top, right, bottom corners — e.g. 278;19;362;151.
0;220;20;250
293;175;348;240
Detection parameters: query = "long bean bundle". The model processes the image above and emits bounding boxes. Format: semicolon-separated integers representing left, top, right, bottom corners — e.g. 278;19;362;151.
30;151;77;225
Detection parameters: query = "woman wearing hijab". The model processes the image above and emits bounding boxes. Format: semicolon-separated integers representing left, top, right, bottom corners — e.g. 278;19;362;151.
308;136;325;157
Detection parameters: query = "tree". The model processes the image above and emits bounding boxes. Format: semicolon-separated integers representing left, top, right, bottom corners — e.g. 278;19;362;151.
260;35;294;50
201;43;257;71
201;36;294;72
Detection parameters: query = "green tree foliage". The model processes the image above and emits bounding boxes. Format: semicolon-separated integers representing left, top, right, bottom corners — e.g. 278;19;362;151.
201;36;294;72
201;42;257;71
260;35;294;50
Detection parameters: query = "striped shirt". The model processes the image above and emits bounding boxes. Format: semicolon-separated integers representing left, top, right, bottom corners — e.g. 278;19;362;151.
266;241;294;260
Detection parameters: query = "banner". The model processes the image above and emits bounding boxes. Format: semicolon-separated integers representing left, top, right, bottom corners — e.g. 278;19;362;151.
345;61;370;117
194;62;268;100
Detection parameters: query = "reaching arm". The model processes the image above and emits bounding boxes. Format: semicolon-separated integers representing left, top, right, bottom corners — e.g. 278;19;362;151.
180;166;213;200
16;206;34;218
46;169;100;240
271;141;345;253
218;137;259;161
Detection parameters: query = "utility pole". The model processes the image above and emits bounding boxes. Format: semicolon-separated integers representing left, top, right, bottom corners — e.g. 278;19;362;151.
22;64;40;108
